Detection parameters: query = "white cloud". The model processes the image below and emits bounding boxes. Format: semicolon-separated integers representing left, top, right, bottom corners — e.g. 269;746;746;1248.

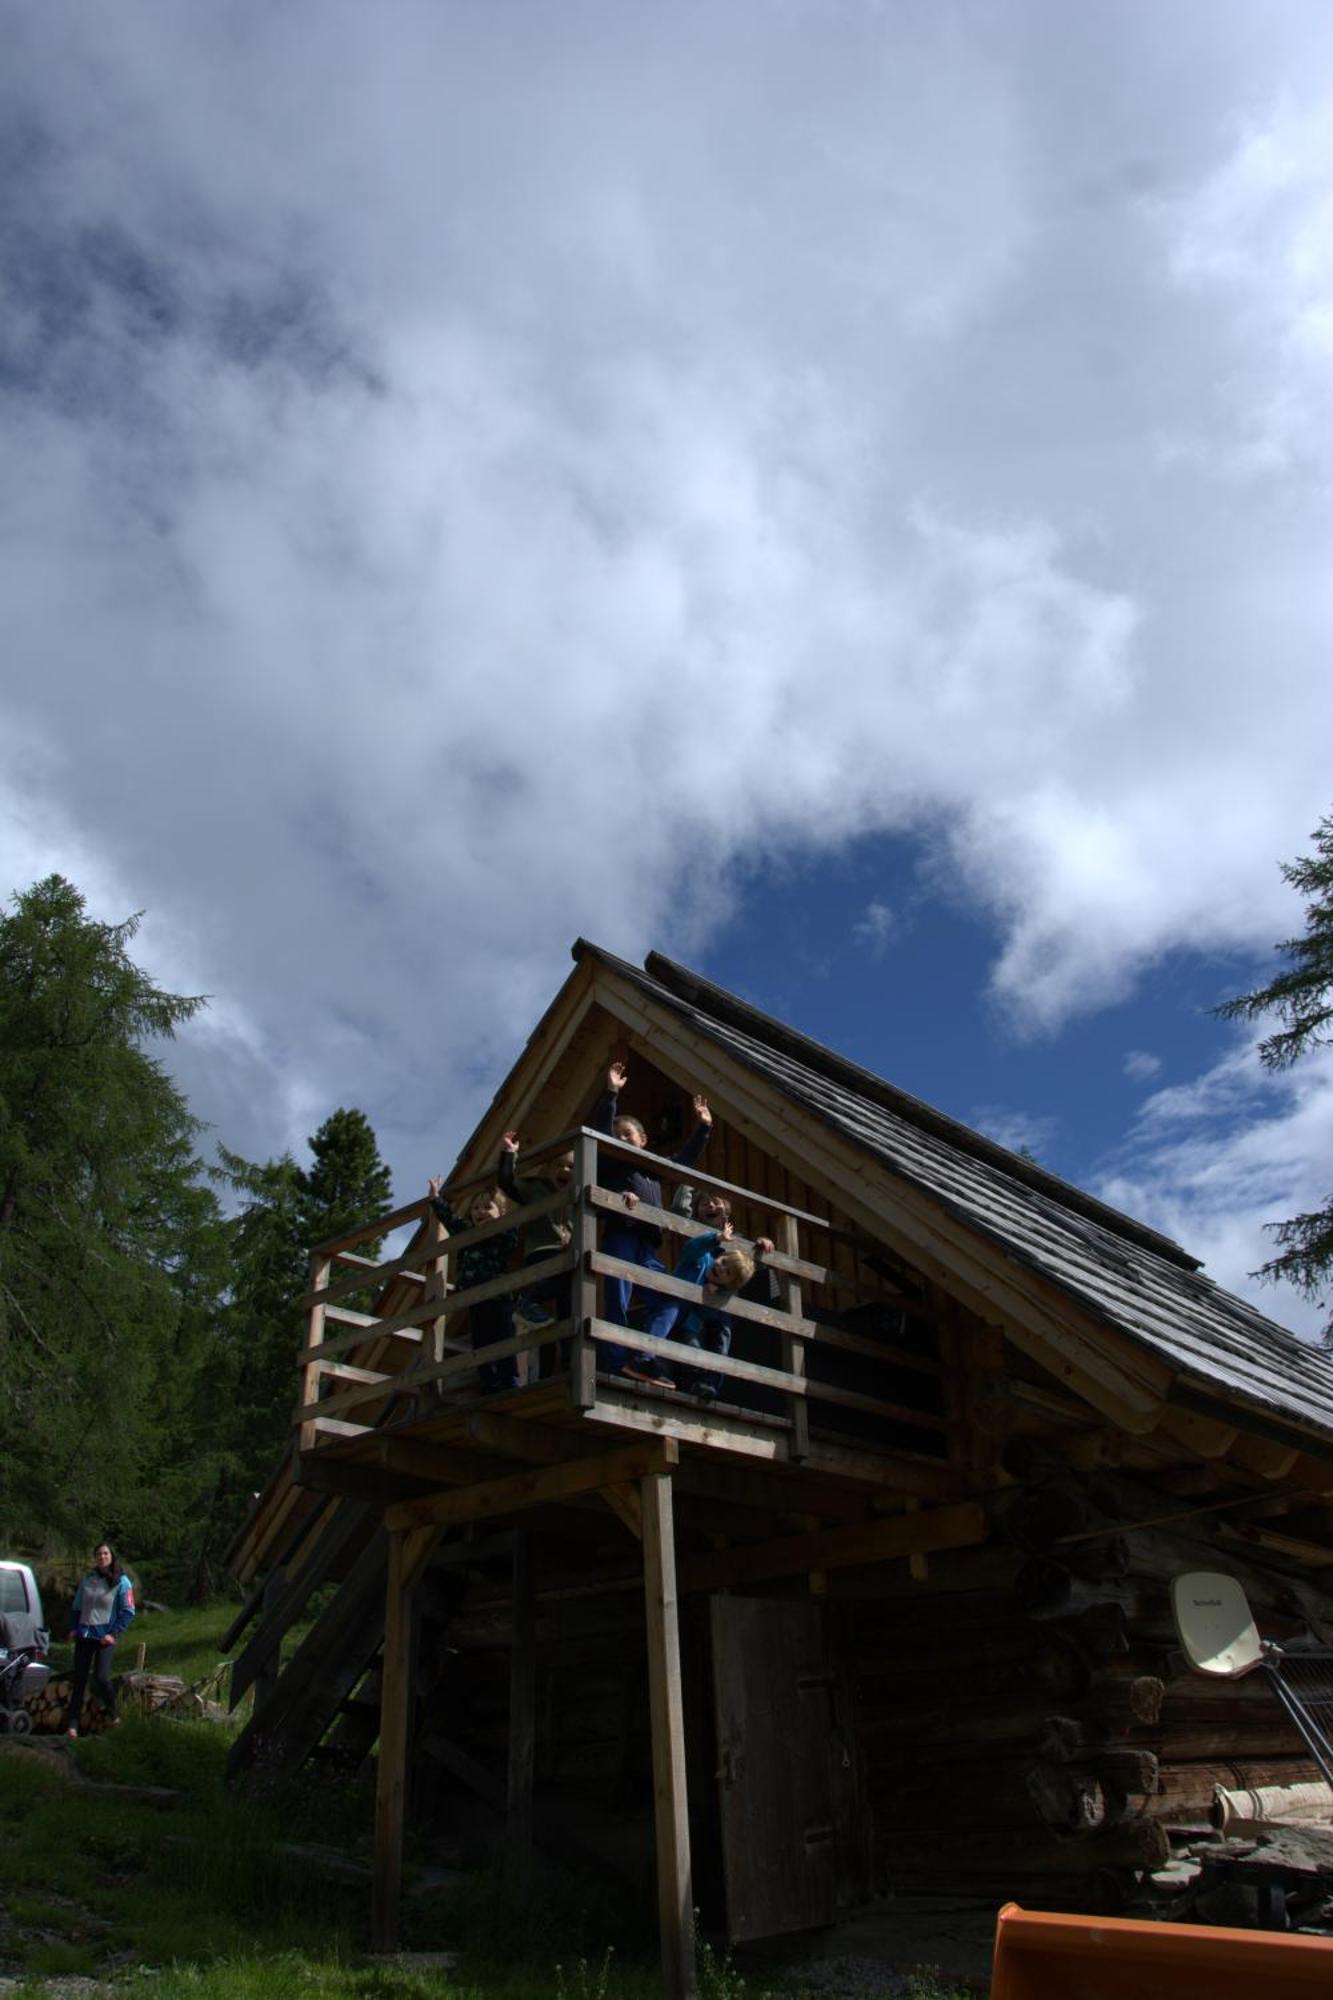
1095;1038;1333;1339
853;901;897;959
3;3;1333;1199
1123;1050;1163;1082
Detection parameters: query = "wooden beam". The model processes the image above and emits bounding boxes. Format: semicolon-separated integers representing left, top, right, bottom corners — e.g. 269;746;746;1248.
1230;1433;1302;1481
602;1483;644;1538
464;1410;589;1466
1156;1406;1239;1461
674;1457;871;1523
571;1131;600;1409
642;1472;696;2000
680;1499;988;1595
299;1253;332;1456
583;1387;963;1495
778;1212;809;1461
586;1314;950;1431
507;1533;536;1860
371;1523;435;1949
384;1440;679;1533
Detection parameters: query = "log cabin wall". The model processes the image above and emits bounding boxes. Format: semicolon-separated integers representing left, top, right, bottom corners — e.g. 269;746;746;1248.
839;1431;1333;1913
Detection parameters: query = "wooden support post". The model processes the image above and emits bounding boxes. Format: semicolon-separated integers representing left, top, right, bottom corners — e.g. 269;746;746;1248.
425;1201;450;1369
507;1531;536;1861
299;1254;332;1456
778;1214;809;1461
371;1525;434;1951
641;1471;697;2000
571;1129;599;1409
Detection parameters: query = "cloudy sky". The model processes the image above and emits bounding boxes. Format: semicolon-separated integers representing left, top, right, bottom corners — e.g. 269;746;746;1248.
3;0;1332;1332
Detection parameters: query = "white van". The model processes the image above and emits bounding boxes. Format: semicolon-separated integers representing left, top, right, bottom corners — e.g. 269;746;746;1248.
0;1561;51;1701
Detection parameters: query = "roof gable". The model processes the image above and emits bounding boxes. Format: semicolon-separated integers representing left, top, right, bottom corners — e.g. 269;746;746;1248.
572;940;1333;1452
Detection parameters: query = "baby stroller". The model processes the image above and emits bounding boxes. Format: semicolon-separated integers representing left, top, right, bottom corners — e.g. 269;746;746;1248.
0;1610;50;1736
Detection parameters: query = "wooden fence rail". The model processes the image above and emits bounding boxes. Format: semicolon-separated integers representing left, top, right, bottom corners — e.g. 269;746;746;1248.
294;1124;946;1458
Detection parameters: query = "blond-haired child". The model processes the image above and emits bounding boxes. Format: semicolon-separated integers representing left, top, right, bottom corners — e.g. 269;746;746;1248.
427;1176;518;1393
673;1221;773;1401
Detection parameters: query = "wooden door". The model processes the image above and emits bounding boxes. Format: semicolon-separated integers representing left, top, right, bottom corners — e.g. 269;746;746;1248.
710;1595;842;1943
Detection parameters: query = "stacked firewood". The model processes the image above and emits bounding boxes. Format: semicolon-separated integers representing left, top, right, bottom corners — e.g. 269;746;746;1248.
24;1668;227;1733
854;1459;1333;1913
22;1675;117;1734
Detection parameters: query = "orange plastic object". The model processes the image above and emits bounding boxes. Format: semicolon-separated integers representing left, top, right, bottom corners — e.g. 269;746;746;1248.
991;1902;1333;1999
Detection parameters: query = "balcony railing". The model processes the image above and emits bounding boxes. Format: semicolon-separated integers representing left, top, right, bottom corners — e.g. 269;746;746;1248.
294;1125;949;1463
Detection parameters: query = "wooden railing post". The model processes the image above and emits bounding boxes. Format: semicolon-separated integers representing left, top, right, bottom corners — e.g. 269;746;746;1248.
778;1214;809;1461
424;1204;450;1369
641;1470;696;2000
570;1128;600;1410
299;1253;332;1456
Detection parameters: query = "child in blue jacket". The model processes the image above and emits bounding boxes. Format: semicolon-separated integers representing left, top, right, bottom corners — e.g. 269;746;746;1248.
65;1541;135;1736
674;1222;773;1400
592;1059;712;1382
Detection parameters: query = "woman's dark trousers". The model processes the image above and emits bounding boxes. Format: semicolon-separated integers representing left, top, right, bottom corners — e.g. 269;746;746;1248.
66;1637;116;1730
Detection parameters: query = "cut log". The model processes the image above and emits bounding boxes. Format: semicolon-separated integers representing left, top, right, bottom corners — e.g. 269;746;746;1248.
1025;1761;1110;1837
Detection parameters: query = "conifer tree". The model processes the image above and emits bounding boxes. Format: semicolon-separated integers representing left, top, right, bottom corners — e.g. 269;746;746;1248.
1217;814;1333;1340
213;1108;392;1493
0;875;223;1545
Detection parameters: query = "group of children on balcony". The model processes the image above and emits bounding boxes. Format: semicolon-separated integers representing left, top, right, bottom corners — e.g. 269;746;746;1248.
427;1060;771;1400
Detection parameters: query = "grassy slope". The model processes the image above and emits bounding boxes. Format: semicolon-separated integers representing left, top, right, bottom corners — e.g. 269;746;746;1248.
1;1603;975;1999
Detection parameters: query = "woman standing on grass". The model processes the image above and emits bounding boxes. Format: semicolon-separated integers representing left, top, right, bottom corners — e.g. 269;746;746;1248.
64;1541;135;1738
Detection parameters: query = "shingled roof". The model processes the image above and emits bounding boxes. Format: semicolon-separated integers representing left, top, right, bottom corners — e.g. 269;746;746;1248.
573;940;1333;1450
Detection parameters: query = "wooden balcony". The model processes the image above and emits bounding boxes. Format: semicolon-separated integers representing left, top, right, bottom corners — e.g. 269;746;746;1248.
294;1123;961;1511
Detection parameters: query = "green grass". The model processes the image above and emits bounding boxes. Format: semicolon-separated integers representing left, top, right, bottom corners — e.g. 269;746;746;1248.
0;1606;985;1997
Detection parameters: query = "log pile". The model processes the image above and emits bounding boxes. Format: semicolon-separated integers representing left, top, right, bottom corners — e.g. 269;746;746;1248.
22;1675;118;1735
24;1669;228;1732
851;1461;1333;1913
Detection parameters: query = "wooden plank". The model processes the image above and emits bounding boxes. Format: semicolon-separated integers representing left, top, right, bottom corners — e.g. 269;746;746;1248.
300;1320;427;1366
779;1213;809;1461
571;1132;599;1409
464;1410;593;1466
680;1499;989;1595
309;1415;372;1440
399;1314;573;1398
313;1360;390;1387
299;1253;332;1456
584;1115;832;1229
587;1317;951;1431
230;1499;373;1705
586;1390;788;1462
312;1195;430;1256
642;1472;696;2000
507;1532;536;1859
384;1440;679;1533
590;1249;949;1383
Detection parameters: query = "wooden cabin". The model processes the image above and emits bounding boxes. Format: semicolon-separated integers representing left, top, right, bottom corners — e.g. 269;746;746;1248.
225;941;1333;1997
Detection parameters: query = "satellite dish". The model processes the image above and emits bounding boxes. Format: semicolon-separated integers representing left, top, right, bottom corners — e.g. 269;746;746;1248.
1172;1570;1264;1678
